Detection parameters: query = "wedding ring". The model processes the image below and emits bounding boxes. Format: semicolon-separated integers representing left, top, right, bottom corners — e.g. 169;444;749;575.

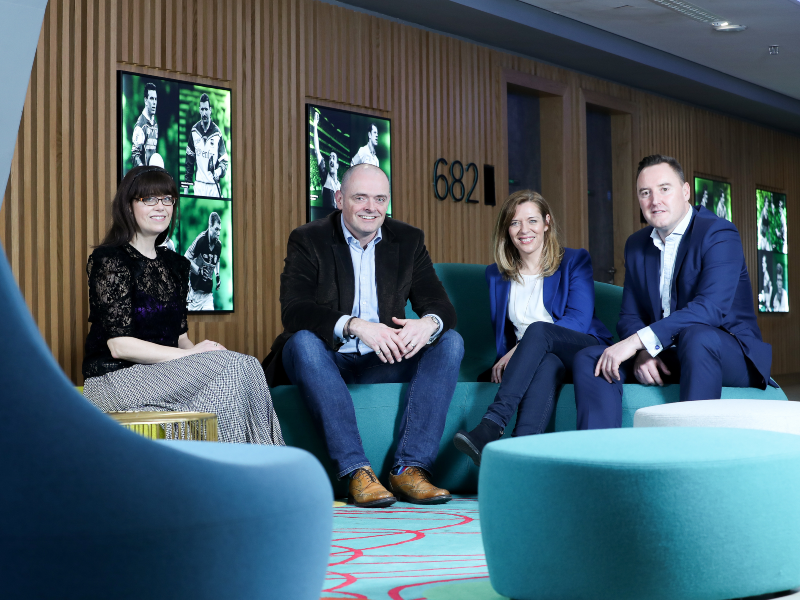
375;348;382;356
409;342;416;349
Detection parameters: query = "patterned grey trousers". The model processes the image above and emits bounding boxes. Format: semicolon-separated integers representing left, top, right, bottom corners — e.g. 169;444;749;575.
83;350;284;445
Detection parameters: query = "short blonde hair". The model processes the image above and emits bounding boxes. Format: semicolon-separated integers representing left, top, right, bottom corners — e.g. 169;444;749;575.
492;190;563;283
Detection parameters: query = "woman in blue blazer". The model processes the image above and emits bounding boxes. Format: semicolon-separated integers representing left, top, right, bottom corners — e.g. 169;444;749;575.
453;190;612;465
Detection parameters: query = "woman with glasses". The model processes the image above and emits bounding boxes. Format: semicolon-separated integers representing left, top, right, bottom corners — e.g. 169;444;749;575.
81;165;283;445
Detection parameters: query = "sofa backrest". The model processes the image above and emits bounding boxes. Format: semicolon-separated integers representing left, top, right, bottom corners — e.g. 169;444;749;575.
407;263;624;380
593;280;624;343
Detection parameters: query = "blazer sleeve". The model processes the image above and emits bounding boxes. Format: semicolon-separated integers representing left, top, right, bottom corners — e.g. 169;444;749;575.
279;227;349;348
552;249;595;334
617;238;650;340
485;264;513;359
649;225;744;344
407;231;457;332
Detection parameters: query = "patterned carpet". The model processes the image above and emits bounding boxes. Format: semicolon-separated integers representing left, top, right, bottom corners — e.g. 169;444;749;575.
320;497;506;600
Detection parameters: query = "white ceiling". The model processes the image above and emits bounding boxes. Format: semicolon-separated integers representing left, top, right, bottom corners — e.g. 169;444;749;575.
517;0;800;100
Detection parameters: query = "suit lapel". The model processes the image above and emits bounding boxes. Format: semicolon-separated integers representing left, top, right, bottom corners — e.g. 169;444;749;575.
543;271;560;315
496;276;511;327
375;229;399;324
644;234;662;321
669;210;696;313
333;244;355;313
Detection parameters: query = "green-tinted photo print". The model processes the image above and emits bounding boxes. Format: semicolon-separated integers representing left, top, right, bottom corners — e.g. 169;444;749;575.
758;250;789;313
178;198;233;312
757;189;788;254
772;252;789;312
179;85;232;199
695;177;732;222
307;104;391;222
119;72;181;180
758;250;774;313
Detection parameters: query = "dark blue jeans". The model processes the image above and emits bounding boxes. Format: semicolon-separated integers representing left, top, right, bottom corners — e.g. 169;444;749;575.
572;324;763;430
483;322;601;436
282;329;464;478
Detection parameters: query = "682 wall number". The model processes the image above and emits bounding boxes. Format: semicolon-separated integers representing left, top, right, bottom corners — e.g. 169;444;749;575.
433;158;479;203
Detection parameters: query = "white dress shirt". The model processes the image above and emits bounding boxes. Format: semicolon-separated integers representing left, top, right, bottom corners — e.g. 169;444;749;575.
638;207;694;357
333;216;443;353
508;274;554;341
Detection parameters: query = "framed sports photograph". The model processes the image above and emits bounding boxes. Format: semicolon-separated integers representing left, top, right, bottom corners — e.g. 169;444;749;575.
306;103;392;222
178;199;234;312
694;176;732;223
757;189;788;313
118;71;234;313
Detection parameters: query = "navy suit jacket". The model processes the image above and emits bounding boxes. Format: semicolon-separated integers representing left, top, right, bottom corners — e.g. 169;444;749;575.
487;247;613;361
619;205;774;388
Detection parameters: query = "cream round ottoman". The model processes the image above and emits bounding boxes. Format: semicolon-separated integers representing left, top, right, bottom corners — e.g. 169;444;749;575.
634;399;800;433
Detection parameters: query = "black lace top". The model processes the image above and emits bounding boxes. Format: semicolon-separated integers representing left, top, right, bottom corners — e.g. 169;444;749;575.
82;244;190;378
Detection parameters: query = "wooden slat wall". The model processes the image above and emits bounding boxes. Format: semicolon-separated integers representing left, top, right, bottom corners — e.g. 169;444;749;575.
2;0;799;382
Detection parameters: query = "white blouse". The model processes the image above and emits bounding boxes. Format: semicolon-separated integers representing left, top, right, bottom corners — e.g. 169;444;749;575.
508;274;553;341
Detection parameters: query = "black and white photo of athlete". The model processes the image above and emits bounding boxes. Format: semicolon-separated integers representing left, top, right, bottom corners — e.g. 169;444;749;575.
185;93;229;197
312;111;340;208
759;194;774;251
773;262;789;312
759;253;773;312
777;197;788;255
715;188;728;221
132;83;160;168
350;122;380;167
185;212;222;311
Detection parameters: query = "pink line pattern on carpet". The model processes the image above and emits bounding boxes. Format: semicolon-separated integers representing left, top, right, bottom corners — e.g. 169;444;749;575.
321;497;490;600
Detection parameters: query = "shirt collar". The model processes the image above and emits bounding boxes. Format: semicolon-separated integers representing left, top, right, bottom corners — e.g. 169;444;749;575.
141;107;155;125
340;214;382;249
651;206;693;247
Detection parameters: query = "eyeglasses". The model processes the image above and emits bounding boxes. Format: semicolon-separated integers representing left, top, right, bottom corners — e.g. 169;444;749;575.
135;195;176;206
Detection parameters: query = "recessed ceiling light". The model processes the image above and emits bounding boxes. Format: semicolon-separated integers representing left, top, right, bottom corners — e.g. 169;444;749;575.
646;0;747;31
714;24;747;32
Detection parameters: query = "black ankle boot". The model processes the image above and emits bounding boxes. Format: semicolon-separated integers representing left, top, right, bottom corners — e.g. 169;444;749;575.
453;418;504;467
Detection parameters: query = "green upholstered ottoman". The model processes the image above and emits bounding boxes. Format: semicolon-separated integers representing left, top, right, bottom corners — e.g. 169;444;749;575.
479;428;800;600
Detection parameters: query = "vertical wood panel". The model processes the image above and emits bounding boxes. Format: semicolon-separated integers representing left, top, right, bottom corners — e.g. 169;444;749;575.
2;0;800;382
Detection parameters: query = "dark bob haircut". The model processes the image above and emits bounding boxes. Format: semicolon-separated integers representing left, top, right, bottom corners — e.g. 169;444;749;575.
636;154;685;184
98;166;179;248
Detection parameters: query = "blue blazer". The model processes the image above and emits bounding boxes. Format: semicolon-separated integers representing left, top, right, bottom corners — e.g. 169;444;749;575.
619;205;774;388
487;247;613;360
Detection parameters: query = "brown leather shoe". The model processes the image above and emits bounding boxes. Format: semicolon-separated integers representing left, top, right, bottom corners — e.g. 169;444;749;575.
348;466;396;508
388;467;452;505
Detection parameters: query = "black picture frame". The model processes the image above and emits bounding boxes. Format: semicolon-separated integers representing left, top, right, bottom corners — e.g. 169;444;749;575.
117;70;234;314
306;103;392;223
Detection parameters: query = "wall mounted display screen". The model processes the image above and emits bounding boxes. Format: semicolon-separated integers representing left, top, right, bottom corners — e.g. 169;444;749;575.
694;176;732;222
118;71;233;313
757;189;788;313
306;103;391;222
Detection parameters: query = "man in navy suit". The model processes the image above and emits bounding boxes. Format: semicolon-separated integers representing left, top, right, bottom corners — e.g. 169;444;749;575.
573;155;774;429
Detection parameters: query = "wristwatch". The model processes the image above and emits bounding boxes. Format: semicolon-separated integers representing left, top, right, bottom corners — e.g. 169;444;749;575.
425;314;443;344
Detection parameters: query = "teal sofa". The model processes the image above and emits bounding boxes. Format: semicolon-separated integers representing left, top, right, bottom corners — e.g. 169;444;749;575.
272;263;786;496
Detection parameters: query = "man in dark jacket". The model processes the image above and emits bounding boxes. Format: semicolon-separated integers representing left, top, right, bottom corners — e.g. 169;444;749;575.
573;155;774;429
264;164;463;508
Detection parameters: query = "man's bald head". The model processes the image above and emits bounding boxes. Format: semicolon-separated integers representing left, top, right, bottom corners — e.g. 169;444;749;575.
341;164;389;197
335;164;390;248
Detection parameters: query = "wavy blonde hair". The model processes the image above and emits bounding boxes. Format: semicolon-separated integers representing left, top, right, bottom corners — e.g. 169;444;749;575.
492;190;563;283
